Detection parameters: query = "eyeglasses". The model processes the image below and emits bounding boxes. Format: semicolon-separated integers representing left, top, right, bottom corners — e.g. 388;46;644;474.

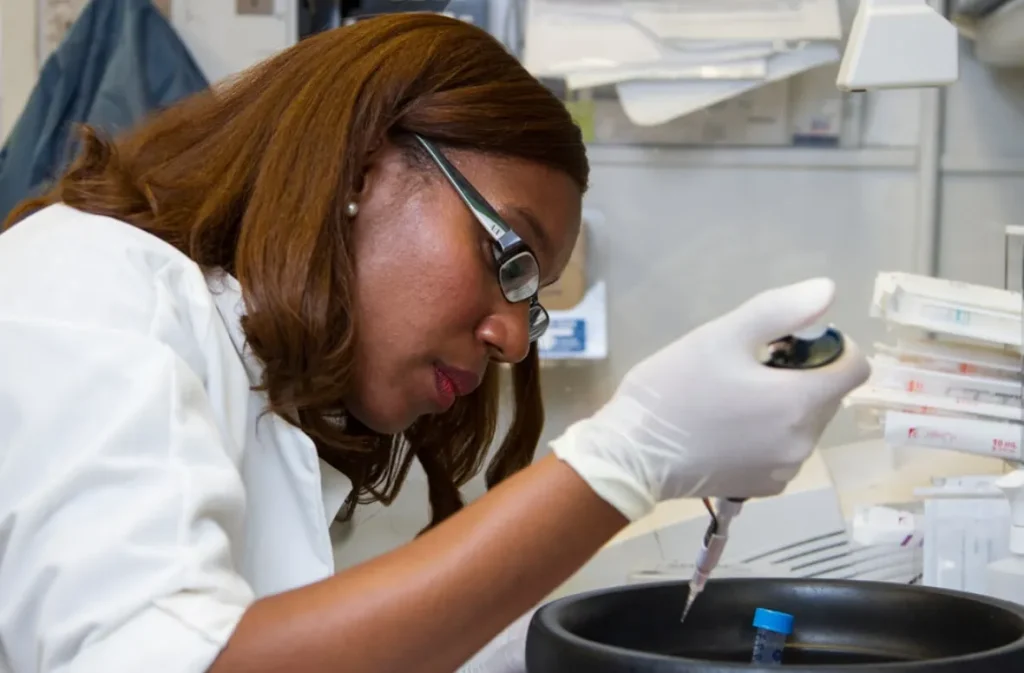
414;135;549;342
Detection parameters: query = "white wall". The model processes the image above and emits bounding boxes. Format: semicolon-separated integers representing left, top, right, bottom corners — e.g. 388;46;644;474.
1;0;40;141
940;37;1024;286
170;0;296;86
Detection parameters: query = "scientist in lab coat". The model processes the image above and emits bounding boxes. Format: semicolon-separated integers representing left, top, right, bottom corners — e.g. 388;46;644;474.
0;13;870;673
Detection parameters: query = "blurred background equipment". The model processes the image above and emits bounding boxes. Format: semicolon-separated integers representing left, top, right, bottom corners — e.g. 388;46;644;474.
838;0;959;90
298;0;487;39
342;0;483;28
953;0;1024;66
520;0;958;128
300;1;448;37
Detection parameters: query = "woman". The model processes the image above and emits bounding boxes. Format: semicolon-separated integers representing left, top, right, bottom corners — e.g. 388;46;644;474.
0;13;869;673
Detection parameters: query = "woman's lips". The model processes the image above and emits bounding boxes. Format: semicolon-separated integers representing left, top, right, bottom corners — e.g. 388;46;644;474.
436;364;482;396
434;367;457;411
432;364;482;412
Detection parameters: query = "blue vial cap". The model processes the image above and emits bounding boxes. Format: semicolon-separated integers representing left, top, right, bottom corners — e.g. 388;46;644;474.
752;608;794;635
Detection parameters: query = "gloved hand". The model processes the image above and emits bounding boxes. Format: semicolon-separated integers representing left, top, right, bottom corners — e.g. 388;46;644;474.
551;278;871;521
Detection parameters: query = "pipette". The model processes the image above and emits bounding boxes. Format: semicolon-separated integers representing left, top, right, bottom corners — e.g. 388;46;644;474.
680;497;745;622
680;326;847;624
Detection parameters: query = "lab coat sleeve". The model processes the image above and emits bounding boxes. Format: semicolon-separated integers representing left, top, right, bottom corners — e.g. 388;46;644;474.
0;316;255;672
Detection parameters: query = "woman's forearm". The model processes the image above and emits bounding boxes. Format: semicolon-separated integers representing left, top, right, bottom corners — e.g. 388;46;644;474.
210;454;628;673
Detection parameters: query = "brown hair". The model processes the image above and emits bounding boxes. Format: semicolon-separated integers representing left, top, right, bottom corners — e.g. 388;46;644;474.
5;14;588;528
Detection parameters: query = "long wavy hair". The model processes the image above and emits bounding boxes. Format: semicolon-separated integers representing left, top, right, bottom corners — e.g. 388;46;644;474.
4;14;589;528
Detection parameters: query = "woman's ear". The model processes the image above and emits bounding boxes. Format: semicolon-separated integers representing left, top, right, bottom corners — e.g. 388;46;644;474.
350;136;398;203
351;164;368;203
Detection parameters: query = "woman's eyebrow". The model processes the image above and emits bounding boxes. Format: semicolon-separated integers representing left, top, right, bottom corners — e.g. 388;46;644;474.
505;205;552;260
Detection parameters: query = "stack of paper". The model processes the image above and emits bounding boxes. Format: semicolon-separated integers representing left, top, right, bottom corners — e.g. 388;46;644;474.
845;272;1024;462
522;0;844;126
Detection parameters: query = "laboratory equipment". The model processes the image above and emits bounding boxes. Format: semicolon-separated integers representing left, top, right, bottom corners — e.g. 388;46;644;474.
525;578;1024;670
679;497;744;623
916;476;1012;592
843;269;1024;463
987;470;1024;605
869;272;1021;348
880;410;1023;459
338;0;488;29
750;608;794;665
838;0;960;91
850;504;925;548
680;327;847;624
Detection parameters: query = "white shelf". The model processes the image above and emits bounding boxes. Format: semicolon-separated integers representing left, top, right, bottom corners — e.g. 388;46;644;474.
942;154;1024;175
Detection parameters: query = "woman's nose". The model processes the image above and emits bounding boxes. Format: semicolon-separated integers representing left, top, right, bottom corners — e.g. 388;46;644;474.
477;301;531;364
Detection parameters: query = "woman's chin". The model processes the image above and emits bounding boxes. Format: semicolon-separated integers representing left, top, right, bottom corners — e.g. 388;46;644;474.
347;402;420;436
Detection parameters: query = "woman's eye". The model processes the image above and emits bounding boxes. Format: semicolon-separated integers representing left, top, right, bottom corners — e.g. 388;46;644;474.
482;241;499;268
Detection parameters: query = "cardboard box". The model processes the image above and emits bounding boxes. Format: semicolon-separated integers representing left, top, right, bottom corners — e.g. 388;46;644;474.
540;224;587;311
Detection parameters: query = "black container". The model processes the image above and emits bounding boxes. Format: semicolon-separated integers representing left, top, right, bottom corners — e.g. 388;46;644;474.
526;579;1024;671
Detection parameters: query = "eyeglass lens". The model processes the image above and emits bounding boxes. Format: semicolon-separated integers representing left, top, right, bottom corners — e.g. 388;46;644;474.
527;301;548;342
498;250;541;303
497;252;548;341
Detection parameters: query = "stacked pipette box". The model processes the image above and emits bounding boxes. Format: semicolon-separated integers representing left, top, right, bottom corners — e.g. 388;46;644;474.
844;272;1023;464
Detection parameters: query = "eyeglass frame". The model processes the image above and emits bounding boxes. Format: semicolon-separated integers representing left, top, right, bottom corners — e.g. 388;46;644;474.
413;134;550;343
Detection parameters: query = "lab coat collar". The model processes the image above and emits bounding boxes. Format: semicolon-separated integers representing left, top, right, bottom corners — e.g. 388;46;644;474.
206;270;351;525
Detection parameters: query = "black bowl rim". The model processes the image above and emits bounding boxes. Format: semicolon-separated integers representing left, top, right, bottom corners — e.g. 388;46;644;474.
531;578;1024;671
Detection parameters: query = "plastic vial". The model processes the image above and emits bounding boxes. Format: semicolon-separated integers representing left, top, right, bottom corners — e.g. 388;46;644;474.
750;608;794;665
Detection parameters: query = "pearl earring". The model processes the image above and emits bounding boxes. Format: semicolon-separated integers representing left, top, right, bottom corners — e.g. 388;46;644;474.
345;201;359;217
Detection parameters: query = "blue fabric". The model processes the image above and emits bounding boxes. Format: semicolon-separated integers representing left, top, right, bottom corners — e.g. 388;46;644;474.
0;0;208;222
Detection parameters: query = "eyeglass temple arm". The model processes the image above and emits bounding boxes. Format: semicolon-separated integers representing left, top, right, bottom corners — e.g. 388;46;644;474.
413;135;523;252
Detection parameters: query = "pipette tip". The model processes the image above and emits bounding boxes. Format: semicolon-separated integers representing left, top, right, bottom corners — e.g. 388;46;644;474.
680;591;697;624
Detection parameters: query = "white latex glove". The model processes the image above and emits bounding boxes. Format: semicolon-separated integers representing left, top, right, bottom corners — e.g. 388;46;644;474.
551;278;871;521
456;607;533;673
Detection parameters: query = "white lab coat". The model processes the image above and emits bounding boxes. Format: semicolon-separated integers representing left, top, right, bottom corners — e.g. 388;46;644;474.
0;204;353;672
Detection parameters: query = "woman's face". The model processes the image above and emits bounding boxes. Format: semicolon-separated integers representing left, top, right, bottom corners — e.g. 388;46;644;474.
345;141;582;434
